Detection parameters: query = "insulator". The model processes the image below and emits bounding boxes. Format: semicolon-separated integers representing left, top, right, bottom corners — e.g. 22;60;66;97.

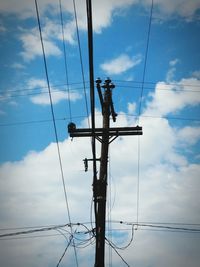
105;77;111;84
96;77;102;84
68;122;76;133
110;83;115;89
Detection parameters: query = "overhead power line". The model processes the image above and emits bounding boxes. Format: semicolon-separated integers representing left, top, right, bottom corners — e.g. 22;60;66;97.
136;0;154;229
106;237;130;267
56;236;72;267
1;79;200;99
138;0;154;117
73;0;90;125
34;1;78;266
59;0;72;121
1;113;200;128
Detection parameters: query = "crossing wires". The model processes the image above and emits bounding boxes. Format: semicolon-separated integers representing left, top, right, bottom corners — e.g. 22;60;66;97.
34;0;78;266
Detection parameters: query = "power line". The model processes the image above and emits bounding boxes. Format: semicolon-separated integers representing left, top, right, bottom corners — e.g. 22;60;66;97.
1;113;199;128
106;237;130;267
1;83;200;101
0;223;69;238
2;79;200;99
107;153;113;267
0;116;87;127
114;79;200;90
58;0;72;121
34;1;78;266
56;236;72;267
138;0;154;117
0;81;89;95
0;87;87;100
73;0;90;126
136;0;154;231
136;136;140;225
118;221;200;232
123;113;200;122
86;0;98;225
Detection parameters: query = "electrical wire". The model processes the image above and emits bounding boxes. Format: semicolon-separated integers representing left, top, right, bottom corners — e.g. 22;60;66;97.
2;79;200;98
85;0;98;233
1;113;199;128
0;116;87;127
1;83;200;101
106;224;135;250
114;79;200;91
107;153;113;267
105;237;130;267
34;1;78;266
0;223;69;238
56;235;72;267
72;0;90;125
136;0;154;231
138;0;154;117
58;0;72;121
136;136;140;226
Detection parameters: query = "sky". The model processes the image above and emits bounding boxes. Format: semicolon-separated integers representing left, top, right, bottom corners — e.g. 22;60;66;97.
0;0;200;266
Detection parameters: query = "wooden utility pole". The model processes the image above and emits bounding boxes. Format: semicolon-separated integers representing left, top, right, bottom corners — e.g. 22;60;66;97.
94;78;115;267
68;78;142;267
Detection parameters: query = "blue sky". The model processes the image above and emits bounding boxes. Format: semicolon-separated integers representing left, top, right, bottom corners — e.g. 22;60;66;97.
0;0;200;266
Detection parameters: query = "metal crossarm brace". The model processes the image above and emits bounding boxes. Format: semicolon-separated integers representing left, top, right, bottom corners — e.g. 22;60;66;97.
68;126;142;138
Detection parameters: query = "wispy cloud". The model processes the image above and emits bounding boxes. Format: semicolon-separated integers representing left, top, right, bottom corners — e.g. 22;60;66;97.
0;25;6;33
11;62;25;69
100;54;142;75
166;58;180;81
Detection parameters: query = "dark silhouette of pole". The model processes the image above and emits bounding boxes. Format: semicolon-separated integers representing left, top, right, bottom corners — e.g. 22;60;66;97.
67;78;142;267
94;78;114;267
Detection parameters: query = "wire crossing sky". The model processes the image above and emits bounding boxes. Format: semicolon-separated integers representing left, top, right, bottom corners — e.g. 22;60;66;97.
0;0;200;267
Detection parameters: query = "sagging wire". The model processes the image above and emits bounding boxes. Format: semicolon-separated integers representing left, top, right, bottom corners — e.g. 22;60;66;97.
105;237;130;267
56;235;73;267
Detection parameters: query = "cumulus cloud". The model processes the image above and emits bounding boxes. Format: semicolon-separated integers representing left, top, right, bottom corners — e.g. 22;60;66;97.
19;27;62;61
143;77;200;117
166;58;180;82
1;0;200;24
26;78;82;105
0;70;200;265
100;54;142;75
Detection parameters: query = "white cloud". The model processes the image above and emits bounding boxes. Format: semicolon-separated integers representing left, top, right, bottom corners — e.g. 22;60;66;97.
176;126;200;146
100;54;142;75
0;0;200;27
0;104;200;266
166;59;180;82
192;70;200;79
169;58;179;66
128;102;136;114
26;78;82;105
27;78;47;89
30;90;81;105
143;77;200;117
19;28;62;61
11;63;25;69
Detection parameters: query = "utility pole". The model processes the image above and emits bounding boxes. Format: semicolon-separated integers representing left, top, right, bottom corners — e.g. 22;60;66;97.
68;78;143;267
